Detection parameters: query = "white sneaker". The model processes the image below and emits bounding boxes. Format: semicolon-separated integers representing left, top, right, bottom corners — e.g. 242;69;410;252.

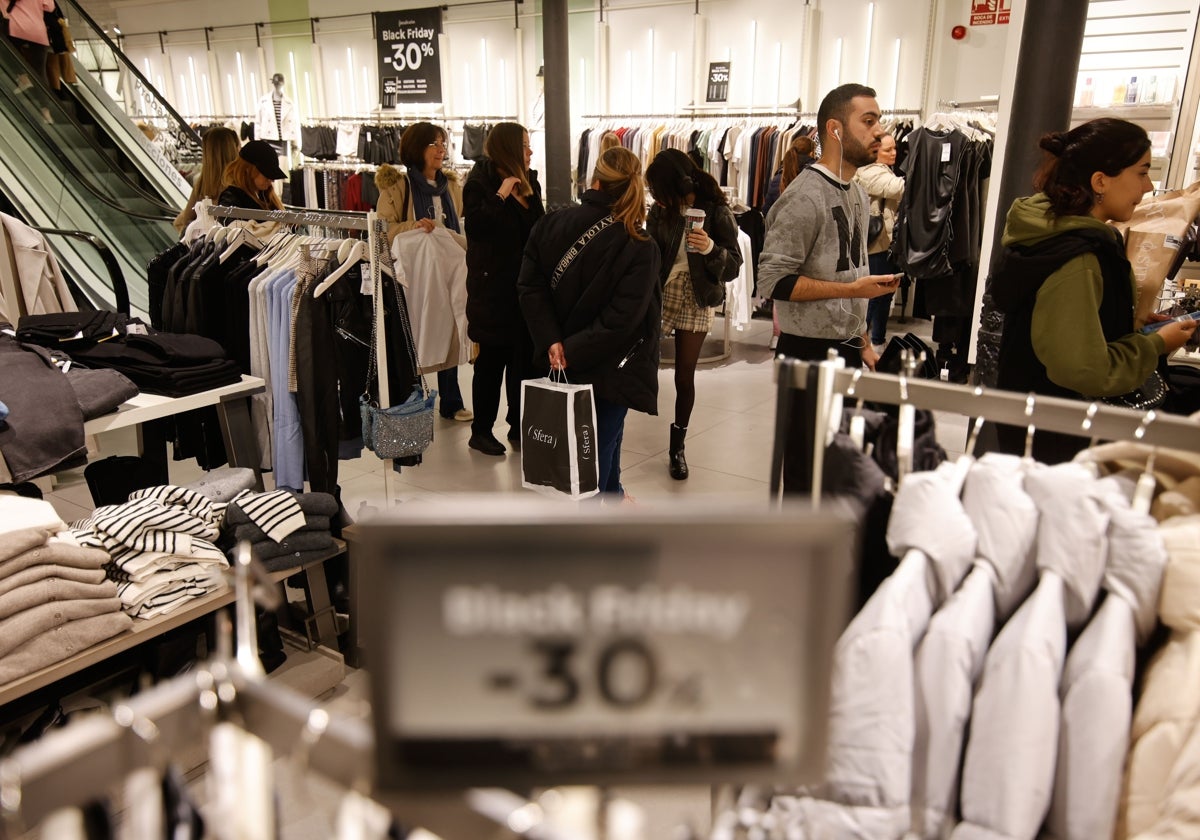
768;335;779;350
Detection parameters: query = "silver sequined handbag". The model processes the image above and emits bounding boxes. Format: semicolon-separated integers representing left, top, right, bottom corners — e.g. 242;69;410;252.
360;237;436;460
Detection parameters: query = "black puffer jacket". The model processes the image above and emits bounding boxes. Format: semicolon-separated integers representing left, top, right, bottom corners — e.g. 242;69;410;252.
646;198;742;307
517;190;662;415
463;157;545;345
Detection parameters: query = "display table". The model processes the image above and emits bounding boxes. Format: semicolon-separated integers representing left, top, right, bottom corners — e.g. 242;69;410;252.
83;374;267;492
0;540;345;708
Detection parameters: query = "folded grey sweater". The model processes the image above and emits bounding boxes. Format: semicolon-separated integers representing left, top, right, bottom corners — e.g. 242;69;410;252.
0;613;132;684
0;597;124;658
0;564;106;600
232;517;331;545
0;578;118;623
0;542;109;582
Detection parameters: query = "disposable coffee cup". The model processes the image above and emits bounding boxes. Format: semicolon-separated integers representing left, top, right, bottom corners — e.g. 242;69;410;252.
684;207;706;252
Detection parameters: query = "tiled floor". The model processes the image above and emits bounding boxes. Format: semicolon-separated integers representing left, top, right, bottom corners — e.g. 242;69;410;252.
37;308;967;838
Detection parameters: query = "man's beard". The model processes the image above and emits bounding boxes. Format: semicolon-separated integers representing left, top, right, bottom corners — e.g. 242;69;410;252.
842;134;878;168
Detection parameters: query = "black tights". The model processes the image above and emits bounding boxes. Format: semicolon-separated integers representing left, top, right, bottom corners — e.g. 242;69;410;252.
672;330;706;428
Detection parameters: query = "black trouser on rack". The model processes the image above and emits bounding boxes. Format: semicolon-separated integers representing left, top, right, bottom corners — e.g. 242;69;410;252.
775;333;862;495
471;332;535;440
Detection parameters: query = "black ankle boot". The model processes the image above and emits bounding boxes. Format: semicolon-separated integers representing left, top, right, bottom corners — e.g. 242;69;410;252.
669;424;689;480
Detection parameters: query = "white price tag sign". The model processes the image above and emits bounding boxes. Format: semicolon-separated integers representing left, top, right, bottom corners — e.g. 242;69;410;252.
359;498;857;789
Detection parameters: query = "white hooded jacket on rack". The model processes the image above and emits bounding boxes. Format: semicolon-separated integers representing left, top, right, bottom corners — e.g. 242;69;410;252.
951;463;1117;840
910;453;1040;839
780;461;978;837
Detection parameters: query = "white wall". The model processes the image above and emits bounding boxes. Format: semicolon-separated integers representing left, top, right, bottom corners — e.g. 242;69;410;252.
111;0;1019;122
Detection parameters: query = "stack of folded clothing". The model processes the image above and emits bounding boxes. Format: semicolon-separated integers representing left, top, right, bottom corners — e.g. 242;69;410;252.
223;490;338;572
0;497;131;684
16;313;241;398
71;485;230;619
67;333;242;398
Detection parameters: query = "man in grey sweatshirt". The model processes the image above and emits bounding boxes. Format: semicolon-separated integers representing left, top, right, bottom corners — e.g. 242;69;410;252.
758;83;900;492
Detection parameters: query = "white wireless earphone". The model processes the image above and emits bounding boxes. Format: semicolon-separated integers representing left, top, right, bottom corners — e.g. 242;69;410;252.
834;128;842;140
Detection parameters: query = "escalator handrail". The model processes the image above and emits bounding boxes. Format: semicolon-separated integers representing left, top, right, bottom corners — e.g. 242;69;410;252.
34;227;129;316
59;0;202;152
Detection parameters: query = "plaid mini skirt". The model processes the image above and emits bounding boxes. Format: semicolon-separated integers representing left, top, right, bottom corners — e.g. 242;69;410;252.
661;270;714;334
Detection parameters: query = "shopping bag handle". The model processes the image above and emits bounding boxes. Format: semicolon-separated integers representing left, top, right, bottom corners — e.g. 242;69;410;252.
548;366;570;385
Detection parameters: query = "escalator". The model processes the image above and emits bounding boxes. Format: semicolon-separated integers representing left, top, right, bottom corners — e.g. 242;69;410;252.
0;13;193;318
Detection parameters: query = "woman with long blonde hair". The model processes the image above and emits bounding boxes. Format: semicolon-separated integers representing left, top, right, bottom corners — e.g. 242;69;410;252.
173;127;240;233
518;146;661;500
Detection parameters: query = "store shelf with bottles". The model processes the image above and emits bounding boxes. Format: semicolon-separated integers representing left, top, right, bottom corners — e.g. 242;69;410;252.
1072;72;1177;120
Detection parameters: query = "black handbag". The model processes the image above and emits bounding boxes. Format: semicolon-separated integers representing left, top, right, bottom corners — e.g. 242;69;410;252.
1101;369;1168;411
867;198;884;244
868;213;884;244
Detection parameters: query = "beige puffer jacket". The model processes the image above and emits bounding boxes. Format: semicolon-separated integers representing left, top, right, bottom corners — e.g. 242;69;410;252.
375;164;464;244
855;162;904;256
1118;514;1200;838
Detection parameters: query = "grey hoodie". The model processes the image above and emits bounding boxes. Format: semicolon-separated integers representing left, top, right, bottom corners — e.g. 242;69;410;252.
758;164;870;341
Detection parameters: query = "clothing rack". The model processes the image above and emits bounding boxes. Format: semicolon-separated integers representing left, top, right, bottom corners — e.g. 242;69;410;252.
937;98;1000;110
582;111;805;120
299;160;379;172
204;205;392;406
771;355;1200;499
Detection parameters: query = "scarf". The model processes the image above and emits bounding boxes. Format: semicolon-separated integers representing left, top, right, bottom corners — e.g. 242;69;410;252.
409;171;461;233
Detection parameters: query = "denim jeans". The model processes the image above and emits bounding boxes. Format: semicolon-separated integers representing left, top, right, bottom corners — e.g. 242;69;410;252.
866;251;896;345
437;367;465;416
593;396;629;497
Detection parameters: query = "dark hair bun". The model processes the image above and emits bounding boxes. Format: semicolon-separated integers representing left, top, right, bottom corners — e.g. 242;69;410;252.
1039;132;1068;157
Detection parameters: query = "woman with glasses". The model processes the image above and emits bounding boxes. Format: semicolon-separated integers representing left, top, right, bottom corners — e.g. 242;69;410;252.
376;121;472;422
463;121;545;456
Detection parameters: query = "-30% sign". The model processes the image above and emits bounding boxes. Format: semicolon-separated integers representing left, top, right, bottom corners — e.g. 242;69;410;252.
387;41;434;73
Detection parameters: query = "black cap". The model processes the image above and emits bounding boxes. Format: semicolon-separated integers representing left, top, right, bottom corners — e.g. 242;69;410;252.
240;140;287;181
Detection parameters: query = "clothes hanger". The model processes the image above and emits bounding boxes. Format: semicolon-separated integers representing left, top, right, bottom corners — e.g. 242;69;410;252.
220;228;263;264
896;349;920;485
1022;393;1038;463
313;239;367;297
1132;410;1159;515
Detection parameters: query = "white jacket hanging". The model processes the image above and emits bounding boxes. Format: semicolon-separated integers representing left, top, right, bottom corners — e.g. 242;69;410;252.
783;462;978;839
911;453;1040;839
0;212;76;323
952;464;1116;840
254;94;300;144
391;227;471;373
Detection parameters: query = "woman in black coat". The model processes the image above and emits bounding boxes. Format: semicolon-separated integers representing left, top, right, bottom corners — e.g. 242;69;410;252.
645;148;742;481
462;122;545;456
518;146;661;500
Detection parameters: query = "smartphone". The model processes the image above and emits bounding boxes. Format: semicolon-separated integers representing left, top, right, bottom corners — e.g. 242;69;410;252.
1142;311;1200;334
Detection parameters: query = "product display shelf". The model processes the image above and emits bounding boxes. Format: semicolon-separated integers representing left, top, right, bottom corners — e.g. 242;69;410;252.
0;539;345;708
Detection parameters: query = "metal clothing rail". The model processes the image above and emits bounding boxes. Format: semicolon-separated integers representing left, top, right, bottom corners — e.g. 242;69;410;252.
204;206;391;406
937;98;1001;110
207;203;370;231
771;356;1200;498
0;661;375;830
583;111;807;120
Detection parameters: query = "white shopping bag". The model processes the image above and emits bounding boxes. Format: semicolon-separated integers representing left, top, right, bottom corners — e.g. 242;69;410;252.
520;376;600;499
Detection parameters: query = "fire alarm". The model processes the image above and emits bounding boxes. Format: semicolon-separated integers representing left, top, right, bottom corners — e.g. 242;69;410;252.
951;25;968;40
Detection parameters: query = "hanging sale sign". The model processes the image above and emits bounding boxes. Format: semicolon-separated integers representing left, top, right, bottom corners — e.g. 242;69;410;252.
970;0;1011;26
376;7;444;106
706;62;731;103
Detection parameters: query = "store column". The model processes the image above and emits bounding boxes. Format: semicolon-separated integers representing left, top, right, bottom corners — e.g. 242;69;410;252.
987;0;1089;264
542;0;572;209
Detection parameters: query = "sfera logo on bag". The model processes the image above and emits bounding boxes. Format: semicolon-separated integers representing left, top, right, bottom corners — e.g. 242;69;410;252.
579;424;593;459
530;427;557;447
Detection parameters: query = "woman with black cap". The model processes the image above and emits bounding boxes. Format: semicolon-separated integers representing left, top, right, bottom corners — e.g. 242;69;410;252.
218;139;286;235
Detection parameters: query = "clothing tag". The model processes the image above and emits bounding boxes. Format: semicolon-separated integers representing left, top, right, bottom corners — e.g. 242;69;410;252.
941;142;951;163
1;328;14;337
1166;234;1184;250
126;323;148;335
60;359;71;373
849;414;866;451
360;276;373;296
940;364;950;381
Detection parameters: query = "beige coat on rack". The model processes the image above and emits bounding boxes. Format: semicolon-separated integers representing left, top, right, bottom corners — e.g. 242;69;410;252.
375;164;464;244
